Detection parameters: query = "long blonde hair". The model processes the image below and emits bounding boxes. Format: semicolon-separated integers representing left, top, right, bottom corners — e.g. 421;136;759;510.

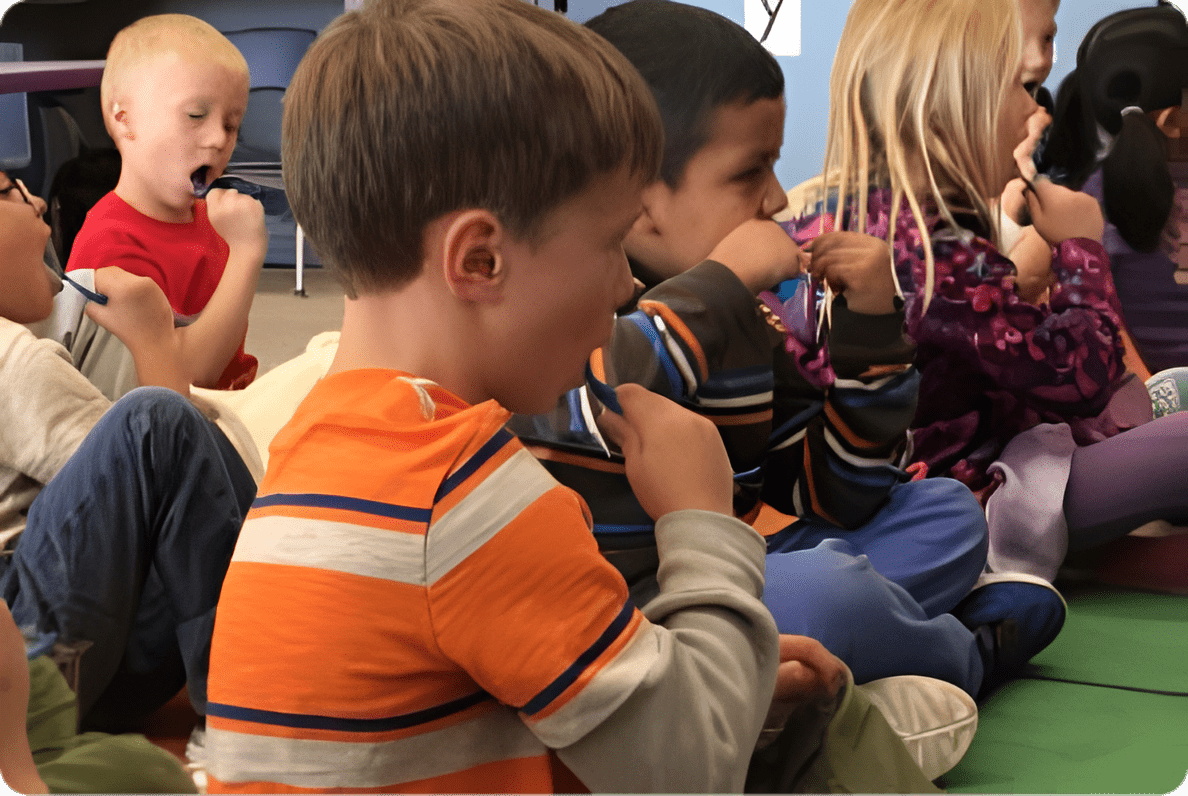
821;0;1022;309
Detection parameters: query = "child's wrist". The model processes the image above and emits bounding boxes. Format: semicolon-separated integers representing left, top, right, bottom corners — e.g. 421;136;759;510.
226;242;268;270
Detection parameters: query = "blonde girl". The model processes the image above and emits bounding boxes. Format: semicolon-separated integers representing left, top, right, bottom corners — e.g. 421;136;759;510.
786;0;1188;582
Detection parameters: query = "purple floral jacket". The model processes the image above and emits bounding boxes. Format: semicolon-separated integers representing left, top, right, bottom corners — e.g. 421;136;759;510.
788;188;1146;491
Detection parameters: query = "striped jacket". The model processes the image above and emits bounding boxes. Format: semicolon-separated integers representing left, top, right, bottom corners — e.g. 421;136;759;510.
206;370;777;792
508;256;918;579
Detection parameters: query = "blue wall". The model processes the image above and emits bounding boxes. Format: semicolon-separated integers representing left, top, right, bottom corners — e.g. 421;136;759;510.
569;0;1151;189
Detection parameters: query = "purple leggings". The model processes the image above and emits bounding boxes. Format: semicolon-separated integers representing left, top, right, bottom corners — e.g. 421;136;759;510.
1064;411;1188;550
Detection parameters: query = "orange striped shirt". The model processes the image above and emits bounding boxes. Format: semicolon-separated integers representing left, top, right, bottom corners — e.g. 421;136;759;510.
206;371;661;792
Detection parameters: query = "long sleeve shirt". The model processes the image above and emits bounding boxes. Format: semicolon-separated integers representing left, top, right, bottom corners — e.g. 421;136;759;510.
509;254;918;584
206;370;778;793
787;188;1141;491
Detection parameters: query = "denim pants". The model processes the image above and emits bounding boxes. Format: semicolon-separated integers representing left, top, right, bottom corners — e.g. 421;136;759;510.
1;387;256;732
763;478;989;695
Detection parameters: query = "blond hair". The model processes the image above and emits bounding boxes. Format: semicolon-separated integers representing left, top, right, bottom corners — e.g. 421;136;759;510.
282;0;663;298
821;0;1022;309
101;14;248;119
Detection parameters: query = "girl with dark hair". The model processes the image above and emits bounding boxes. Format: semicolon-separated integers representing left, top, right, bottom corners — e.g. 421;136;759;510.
1045;5;1188;375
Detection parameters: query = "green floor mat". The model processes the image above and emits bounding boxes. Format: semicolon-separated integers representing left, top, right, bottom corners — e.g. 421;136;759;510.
942;679;1188;794
1028;586;1188;694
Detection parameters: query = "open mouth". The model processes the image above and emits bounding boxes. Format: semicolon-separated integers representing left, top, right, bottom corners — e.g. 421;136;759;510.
191;165;211;197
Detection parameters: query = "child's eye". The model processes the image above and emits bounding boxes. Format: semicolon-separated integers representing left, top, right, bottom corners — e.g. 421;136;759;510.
735;167;765;182
189;113;206;120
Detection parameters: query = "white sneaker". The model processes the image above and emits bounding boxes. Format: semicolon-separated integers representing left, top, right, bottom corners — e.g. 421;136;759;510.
857;675;978;781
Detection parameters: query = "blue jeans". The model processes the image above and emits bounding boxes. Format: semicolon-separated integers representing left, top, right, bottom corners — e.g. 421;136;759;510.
1;388;256;732
764;478;988;695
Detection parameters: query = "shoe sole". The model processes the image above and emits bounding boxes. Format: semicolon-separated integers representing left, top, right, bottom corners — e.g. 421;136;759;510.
857;675;978;781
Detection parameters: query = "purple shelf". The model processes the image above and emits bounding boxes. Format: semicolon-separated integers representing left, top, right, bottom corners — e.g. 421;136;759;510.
0;60;105;94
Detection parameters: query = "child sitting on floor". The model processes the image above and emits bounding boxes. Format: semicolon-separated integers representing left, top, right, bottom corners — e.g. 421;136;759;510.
788;0;1188;583
1044;6;1188;377
203;1;945;791
1;603;197;794
511;0;1062;718
0;173;258;790
66;14;264;390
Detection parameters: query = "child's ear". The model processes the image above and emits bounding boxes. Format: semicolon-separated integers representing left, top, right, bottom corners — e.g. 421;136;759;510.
1154;106;1181;139
441;209;507;303
109;103;134;140
626;182;670;243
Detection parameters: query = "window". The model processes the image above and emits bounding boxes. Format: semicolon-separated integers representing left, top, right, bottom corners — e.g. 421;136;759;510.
743;0;801;56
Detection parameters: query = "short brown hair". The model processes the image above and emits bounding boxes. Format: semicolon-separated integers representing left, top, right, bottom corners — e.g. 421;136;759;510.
282;0;663;298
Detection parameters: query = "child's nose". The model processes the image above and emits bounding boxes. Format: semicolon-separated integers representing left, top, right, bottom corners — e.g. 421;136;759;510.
612;248;635;308
761;175;788;219
205;122;235;151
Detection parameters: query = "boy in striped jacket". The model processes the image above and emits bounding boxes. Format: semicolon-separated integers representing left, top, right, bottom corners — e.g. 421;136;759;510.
510;0;1062;710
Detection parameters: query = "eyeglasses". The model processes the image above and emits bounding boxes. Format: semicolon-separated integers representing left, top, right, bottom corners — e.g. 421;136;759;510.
0;177;33;209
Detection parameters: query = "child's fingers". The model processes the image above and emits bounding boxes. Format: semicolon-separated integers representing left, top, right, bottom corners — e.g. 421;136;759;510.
773;660;819;701
1021;175;1044;216
1013;126;1041;183
92;266;157;304
593;388;640;455
779;635;846;695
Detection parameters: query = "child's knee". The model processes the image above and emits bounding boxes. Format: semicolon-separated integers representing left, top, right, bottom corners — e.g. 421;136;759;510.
105;386;207;445
897;477;988;542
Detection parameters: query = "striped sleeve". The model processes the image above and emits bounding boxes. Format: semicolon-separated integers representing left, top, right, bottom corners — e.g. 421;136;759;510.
424;428;663;749
764;297;916;527
609;261;780;508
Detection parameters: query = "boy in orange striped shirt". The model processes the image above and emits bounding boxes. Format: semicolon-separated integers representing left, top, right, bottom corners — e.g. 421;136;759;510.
204;0;787;791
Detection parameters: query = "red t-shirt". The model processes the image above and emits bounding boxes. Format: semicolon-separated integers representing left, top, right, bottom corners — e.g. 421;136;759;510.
66;191;257;389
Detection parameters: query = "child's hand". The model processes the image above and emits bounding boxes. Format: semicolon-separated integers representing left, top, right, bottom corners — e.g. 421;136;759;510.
1012;106;1052;184
1001;178;1029;227
761;635;846;738
773;634;845;704
87;267;177;350
1009;224;1056;304
596;383;733;519
87;267;189;394
806;231;897;314
708;218;807;294
1023;177;1105;245
205;188;268;263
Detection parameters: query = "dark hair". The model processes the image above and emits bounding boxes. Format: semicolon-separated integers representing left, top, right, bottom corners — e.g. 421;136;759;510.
1103;110;1174;252
283;0;662;298
586;0;784;187
1044;5;1187;250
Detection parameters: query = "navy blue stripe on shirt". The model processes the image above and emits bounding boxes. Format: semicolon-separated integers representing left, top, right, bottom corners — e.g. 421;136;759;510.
831;371;918;410
434;429;515;503
519;600;635;716
770;402;824;443
592;523;655;535
696;366;775;399
623;311;681;398
252;493;433;523
206;691;491;733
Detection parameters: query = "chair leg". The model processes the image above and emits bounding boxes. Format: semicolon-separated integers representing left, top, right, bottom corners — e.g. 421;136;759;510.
295;223;307;297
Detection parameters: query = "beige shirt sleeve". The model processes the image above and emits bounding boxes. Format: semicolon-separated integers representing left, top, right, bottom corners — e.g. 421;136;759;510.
0;319;110;548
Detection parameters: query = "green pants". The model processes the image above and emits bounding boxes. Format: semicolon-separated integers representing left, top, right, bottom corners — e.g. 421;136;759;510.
26;656;196;794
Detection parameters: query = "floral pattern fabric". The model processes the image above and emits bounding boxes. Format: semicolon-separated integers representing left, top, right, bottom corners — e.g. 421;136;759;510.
785;188;1139;491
